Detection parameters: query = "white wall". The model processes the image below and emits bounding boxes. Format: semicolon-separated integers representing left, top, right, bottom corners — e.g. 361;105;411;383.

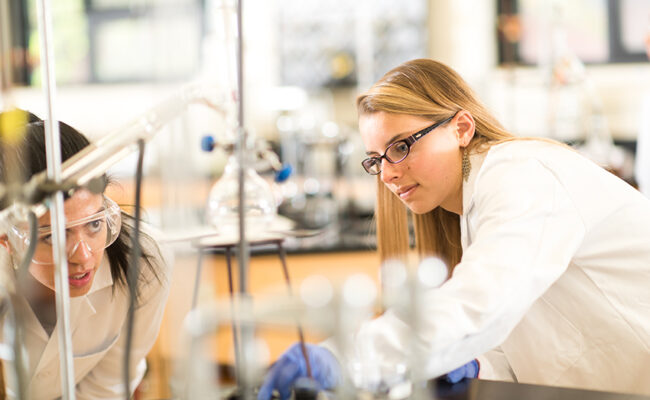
427;0;498;91
426;0;650;142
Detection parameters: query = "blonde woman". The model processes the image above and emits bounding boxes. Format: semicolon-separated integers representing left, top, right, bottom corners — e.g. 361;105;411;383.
259;59;650;399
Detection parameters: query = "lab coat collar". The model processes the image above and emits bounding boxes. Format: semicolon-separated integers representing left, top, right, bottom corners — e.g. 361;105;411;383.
89;255;113;295
82;255;113;315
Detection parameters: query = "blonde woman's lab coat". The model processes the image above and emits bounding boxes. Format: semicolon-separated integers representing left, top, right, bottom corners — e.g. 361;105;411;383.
350;140;650;395
1;230;171;399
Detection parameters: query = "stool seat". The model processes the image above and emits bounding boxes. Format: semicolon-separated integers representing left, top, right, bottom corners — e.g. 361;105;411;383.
192;232;285;249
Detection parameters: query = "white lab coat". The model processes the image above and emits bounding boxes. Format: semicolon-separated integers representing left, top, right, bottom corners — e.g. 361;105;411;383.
350;140;650;395
1;227;171;399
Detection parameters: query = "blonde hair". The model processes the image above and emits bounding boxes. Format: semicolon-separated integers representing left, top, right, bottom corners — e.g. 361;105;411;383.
358;59;516;270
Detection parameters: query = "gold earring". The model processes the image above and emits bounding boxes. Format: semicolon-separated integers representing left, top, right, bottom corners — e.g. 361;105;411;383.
462;148;471;182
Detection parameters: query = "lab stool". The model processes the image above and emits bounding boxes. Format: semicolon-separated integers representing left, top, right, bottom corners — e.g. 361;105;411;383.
190;233;309;385
190;234;294;310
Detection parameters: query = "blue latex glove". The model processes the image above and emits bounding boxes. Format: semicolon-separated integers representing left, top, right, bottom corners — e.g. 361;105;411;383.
445;359;479;384
258;343;341;400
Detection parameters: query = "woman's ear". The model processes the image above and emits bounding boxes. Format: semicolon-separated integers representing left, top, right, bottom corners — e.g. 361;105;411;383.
454;110;475;148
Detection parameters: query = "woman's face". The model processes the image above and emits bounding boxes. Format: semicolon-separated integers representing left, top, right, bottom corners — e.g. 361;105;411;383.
29;189;106;298
359;111;464;215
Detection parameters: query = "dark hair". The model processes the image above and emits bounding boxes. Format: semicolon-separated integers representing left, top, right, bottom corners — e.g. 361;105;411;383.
0;110;160;300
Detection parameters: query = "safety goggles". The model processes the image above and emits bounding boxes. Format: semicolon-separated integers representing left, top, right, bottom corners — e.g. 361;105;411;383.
8;197;121;265
361;115;455;175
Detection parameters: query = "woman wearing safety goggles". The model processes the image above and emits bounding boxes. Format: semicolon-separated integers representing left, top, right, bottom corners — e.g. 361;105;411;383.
0;111;170;399
7;196;122;296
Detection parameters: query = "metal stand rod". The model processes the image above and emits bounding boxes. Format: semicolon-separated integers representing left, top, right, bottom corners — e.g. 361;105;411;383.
225;247;243;385
0;4;31;391
234;0;248;295
0;0;13;90
190;246;244;385
233;0;253;397
35;1;76;398
276;241;312;378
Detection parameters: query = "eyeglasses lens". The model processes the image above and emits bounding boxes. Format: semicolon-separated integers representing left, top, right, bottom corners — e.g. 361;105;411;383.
386;141;409;163
362;159;380;175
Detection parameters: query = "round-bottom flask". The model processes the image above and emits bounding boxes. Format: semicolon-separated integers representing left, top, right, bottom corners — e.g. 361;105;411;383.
206;156;277;236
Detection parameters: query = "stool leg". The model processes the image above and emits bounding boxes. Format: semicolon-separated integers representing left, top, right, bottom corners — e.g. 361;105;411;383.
191;250;205;310
277;241;292;291
226;246;236;297
277;240;312;378
226;246;242;385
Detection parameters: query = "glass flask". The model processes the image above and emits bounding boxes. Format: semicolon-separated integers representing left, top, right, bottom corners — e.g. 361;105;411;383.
206;155;277;236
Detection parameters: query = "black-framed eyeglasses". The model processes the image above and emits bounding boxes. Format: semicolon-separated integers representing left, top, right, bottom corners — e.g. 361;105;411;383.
361;115;455;175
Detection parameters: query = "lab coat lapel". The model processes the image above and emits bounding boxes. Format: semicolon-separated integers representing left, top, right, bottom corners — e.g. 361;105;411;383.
30;296;86;379
26;301;80;397
69;257;113;336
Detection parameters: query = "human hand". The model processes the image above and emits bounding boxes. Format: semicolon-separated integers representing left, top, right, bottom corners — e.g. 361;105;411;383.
444;359;479;384
257;343;341;400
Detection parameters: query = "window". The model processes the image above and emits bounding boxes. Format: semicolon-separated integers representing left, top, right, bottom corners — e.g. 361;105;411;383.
277;0;428;88
85;0;205;83
7;0;205;85
497;0;650;65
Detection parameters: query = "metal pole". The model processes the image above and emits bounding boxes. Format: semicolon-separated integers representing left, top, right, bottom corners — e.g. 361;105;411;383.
277;241;312;378
225;247;243;384
0;0;14;92
234;1;254;398
235;0;249;295
35;1;76;399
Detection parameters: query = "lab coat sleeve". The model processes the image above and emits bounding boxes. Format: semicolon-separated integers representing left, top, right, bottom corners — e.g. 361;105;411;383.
351;156;586;381
476;347;516;381
74;242;172;399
